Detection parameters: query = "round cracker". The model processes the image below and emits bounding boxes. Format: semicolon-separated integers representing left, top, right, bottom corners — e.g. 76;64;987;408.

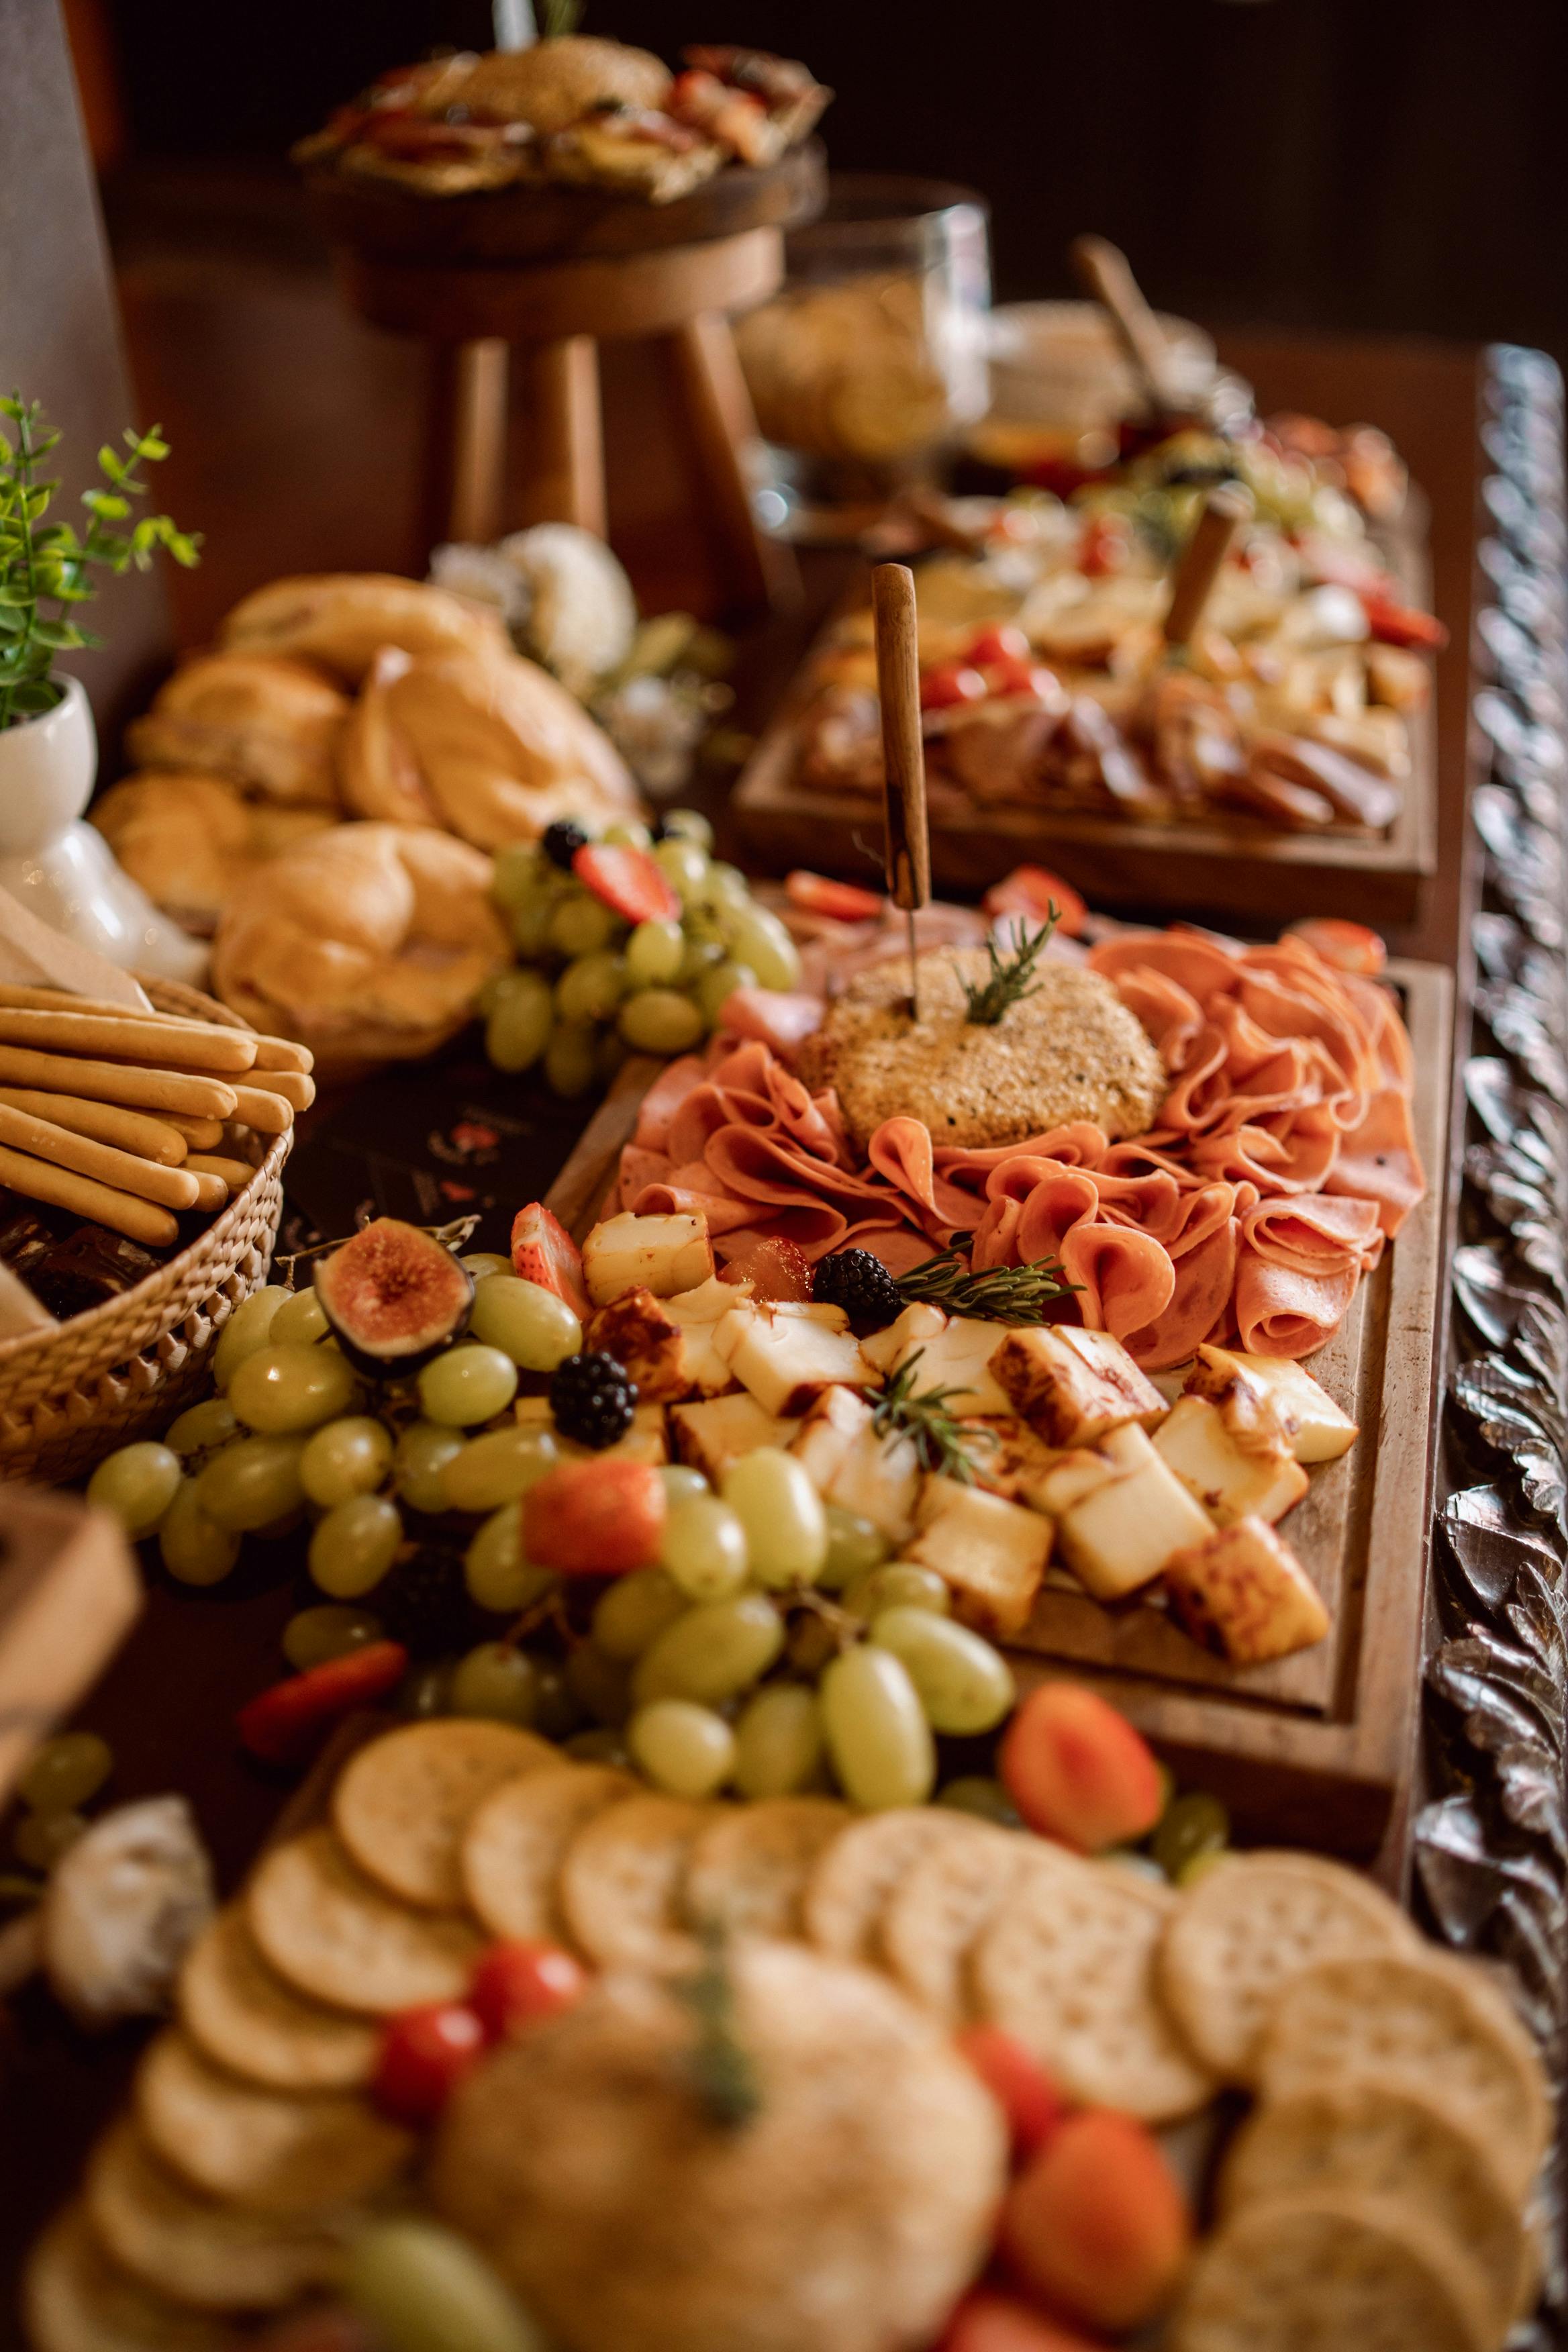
178;1908;378;2092
881;1823;1073;2022
974;1861;1214;2122
803;1806;973;1964
462;1763;635;1945
1218;2083;1529;2333
85;2120;348;2312
684;1799;850;1943
135;2029;412;2216
1255;1948;1550;2203
333;1718;562;1911
247;1827;486;2015
558;1793;712;1970
1169;2191;1493;2352
1158;1850;1414;2081
23;2206;242;2352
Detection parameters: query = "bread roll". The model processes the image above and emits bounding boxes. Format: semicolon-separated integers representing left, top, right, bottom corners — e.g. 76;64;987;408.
219;574;511;684
459;36;671;133
125;654;348;804
210;821;509;1072
91;774;336;935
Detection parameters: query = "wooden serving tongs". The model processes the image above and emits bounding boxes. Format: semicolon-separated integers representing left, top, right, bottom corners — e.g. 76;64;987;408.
1069;234;1189;432
871;562;932;1023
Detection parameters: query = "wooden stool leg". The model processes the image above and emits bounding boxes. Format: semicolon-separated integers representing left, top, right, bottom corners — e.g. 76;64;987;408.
522;336;606;536
416;340;509;560
665;311;801;616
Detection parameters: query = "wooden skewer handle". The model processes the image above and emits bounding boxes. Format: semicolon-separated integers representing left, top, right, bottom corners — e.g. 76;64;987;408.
1069;234;1176;420
872;561;931;914
1163;484;1254;647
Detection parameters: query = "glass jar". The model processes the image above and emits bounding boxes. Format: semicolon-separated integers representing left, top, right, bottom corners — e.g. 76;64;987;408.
737;175;991;537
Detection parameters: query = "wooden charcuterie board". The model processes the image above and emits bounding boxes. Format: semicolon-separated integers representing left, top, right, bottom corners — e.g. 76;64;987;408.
544;963;1453;1870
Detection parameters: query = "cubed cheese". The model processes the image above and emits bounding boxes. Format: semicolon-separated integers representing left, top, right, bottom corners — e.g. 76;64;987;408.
991;1325;1166;1447
904;1475;1053;1640
860;1302;945;1377
585;1287;690;1403
887;1313;1012;1416
955;1416;1063;1505
1021;1446;1120;1518
663;1276;750;1397
714;1300;872;1418
583;1212;714;1306
516;1395;669;1465
1162;1516;1331;1663
1153;1395;1309;1526
1055;1424;1214;1600
1183;1345;1359;1465
789;1385;922;1542
670;1393;800;1483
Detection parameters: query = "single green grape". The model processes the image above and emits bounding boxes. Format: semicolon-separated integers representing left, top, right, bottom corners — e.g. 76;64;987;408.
271;1287;330;1346
695;862;750;914
543;1023;599;1099
196;1436;308;1533
601;818;652;850
719;1449;826;1587
530;1659;579;1741
458;1253;513;1282
228;1342;358;1435
549;891;620;959
440;1424;558;1514
491;842;544;914
618;988;704;1056
658;1495;748;1602
657;1463;709;1508
309;1493;403;1599
842;1563;950;1621
556;951;626;1026
345;2217;546;2352
469;1276;580;1371
400;1661;454;1720
1152;1792;1230;1883
717;902;801;992
213;1287;287;1391
18;1731;113;1816
733;1684;824;1800
820;1645;934;1810
158;1480;241;1586
299;1416;394;1509
868;1607;1014;1734
819;1506;890;1590
676;932;724;987
660;807;713;850
464;1507;556;1615
937;1776;1023;1829
486;971;554;1075
450;1643;540;1726
563;1726;630;1767
15;1810;87;1871
591;1569;688;1662
395;1421;467;1512
632;1593;783;1707
628;1700;734;1799
652;837;709;904
87;1442;182;1538
283;1605;385;1671
417;1345;518;1428
508;896;556;962
565;1641;634;1728
695;959;756;1026
165;1397;241;1459
624;918;685;988
1175;1847;1228;1890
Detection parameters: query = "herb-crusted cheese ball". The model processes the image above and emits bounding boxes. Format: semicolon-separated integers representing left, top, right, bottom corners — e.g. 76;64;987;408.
802;948;1167;1150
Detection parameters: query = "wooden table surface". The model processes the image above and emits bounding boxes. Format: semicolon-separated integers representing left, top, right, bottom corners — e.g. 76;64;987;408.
0;311;1486;2312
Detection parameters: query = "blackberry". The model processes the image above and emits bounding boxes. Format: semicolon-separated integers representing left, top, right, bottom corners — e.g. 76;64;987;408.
377;1546;471;1656
812;1248;903;1329
541;818;589;871
550;1350;638;1449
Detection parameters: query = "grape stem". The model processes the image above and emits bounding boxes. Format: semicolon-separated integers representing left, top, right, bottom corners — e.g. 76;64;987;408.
274;1213;481;1283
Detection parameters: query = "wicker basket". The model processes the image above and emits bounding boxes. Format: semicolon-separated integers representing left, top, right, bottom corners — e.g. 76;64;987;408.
0;977;291;1485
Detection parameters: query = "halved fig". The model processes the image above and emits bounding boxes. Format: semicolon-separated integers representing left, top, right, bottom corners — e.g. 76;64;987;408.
313;1218;473;1378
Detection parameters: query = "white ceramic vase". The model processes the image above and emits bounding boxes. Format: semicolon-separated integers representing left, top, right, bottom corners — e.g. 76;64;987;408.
0;677;205;984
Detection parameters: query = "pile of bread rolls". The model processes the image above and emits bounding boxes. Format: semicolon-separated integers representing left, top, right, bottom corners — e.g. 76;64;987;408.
93;575;640;1072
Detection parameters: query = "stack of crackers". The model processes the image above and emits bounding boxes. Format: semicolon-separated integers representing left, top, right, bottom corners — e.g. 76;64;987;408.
23;1721;1551;2352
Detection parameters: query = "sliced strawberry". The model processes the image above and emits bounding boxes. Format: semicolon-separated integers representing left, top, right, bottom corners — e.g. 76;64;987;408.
1357;590;1447;650
721;1233;815;1302
510;1202;590;1320
784;871;884;922
982;866;1087;938
1283;916;1387;975
523;1457;666;1575
573;842;680;925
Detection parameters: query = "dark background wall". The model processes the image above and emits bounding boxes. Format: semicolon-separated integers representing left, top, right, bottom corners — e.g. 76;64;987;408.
100;0;1568;359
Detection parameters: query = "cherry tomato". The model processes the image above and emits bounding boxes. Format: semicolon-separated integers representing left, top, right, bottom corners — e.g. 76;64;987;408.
1078;513;1130;576
964;625;1030;669
983;653;1056;699
938;2290;1103;2352
955;2026;1067;2165
1357;591;1447;650
372;2002;487;2124
237;1641;409;1766
920;663;988;712
469;1940;587;2041
982;867;1087;938
1283;916;1387;976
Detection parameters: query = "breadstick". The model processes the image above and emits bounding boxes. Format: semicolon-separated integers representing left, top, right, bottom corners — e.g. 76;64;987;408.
228;1085;293;1135
185;1155;257;1193
234;1068;315;1113
0;983;312;1073
0;1087;187;1166
187;1170;231;1212
0;1007;257;1073
0;1046;238;1119
0;1101;201;1212
0;1142;178;1246
252;1036;313;1073
160;1113;226;1151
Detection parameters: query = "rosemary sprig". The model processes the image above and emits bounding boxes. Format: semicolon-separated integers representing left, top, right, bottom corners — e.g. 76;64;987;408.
864;1351;992;1485
898;1236;1079;1324
675;1926;761;2130
962;913;1059;1026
